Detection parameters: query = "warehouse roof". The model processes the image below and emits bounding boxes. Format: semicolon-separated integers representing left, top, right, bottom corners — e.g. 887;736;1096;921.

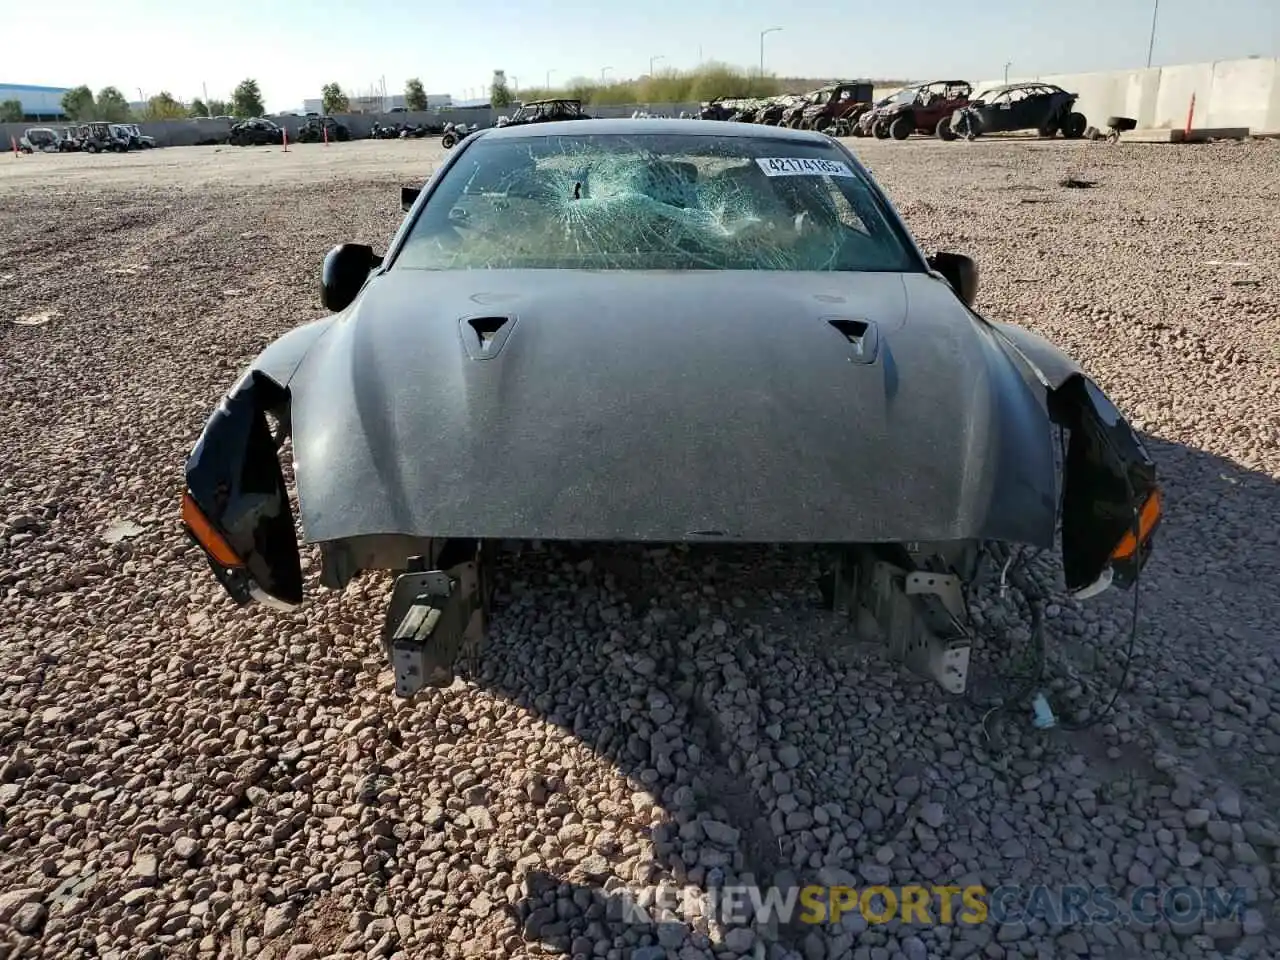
0;83;72;93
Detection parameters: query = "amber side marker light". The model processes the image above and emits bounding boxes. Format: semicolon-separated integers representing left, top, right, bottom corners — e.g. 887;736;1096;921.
181;492;244;568
1111;488;1163;561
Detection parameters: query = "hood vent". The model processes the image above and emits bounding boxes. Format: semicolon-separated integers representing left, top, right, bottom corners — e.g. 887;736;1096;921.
826;317;879;364
459;315;517;360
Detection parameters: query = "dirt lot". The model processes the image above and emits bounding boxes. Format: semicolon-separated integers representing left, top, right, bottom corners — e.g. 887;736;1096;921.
1;136;1279;960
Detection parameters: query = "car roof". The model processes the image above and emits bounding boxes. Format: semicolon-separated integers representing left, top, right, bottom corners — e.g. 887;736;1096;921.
983;82;1061;96
476;117;836;143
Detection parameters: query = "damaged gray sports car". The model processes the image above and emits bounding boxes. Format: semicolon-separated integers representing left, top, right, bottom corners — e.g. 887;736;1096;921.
181;119;1161;699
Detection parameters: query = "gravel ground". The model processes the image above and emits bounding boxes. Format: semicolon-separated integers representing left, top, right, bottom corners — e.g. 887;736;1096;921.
1;137;1279;960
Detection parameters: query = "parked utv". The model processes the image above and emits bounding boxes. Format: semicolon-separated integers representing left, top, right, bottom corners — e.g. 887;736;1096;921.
790;81;876;133
950;83;1088;140
502;99;590;128
861;81;973;140
296;116;350;143
228;118;285;146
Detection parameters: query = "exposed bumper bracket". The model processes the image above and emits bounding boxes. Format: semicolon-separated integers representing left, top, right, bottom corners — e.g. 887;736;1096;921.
831;550;973;695
383;555;485;697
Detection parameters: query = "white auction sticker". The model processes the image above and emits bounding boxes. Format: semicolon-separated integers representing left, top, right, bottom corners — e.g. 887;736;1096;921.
756;157;855;177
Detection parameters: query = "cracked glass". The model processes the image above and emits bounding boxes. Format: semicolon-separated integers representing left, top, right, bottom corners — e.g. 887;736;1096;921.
395;133;918;273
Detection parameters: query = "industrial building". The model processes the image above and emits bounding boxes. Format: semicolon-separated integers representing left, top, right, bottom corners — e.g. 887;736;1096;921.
0;83;72;120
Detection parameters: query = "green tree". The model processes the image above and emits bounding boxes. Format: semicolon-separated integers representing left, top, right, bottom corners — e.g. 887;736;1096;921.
207;99;230;117
231;79;265;118
404;77;428;112
490;70;514;108
321;83;349;115
0;99;23;122
96;86;131;121
61;85;96;120
189;97;209;118
145;91;187;120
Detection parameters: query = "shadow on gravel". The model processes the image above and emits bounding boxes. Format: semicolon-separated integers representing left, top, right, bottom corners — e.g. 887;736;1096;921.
457;541;889;957
1081;435;1280;801
447;431;1280;958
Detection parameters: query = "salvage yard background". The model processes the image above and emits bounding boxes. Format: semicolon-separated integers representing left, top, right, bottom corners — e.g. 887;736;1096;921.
2;55;1278;148
1;131;1279;960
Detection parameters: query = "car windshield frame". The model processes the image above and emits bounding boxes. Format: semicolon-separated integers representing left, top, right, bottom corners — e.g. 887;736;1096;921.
390;130;925;275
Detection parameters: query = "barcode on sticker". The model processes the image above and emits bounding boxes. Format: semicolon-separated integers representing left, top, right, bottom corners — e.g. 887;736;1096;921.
756;157;854;177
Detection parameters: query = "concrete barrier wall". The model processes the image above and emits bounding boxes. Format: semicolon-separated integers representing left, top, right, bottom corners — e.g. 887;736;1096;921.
973;57;1278;133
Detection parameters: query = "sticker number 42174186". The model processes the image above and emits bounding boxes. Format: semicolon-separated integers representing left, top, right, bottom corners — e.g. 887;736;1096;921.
755;157;855;177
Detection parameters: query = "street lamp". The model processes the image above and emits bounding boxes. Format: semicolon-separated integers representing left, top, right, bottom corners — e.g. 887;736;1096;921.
1004;61;1012;84
1146;0;1160;68
546;69;555;90
601;66;613;83
650;55;665;77
759;27;782;77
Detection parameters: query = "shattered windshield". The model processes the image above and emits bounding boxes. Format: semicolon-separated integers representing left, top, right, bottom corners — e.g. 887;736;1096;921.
395;133;917;272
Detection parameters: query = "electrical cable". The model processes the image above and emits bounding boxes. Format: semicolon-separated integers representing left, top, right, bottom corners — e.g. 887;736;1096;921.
953;393;1150;752
1055;482;1144;731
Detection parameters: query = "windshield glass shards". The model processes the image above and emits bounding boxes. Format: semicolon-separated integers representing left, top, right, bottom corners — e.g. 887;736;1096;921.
395;133;918;273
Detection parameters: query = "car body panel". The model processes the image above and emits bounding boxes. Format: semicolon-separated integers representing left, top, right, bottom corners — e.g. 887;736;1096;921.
281;267;1060;547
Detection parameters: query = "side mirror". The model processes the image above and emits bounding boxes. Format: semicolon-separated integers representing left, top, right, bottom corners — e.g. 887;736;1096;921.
927;252;979;307
401;185;421;212
321;243;381;313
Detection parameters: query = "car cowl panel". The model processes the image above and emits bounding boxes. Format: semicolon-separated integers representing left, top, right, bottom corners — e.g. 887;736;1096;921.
284;269;1060;546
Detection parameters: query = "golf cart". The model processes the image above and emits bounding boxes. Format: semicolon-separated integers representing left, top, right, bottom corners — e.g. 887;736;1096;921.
18;128;62;153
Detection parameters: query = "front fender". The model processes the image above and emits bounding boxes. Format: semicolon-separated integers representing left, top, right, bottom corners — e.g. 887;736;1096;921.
985;319;1083;389
1050;375;1161;592
248;315;338;390
988;319;1160;591
182;370;303;609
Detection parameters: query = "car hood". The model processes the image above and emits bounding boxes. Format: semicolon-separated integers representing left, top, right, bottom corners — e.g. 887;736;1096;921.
284;269;1058;545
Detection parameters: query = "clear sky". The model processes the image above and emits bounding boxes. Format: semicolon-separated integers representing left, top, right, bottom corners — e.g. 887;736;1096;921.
7;0;1277;111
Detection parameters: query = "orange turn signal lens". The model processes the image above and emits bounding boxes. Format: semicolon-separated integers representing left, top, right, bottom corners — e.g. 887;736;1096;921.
1111;489;1162;561
181;492;244;568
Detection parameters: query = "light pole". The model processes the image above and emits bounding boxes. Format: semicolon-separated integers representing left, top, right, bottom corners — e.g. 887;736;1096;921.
546;69;554;90
759;27;782;77
601;66;613;83
1004;61;1012;84
1146;0;1160;68
650;55;665;77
